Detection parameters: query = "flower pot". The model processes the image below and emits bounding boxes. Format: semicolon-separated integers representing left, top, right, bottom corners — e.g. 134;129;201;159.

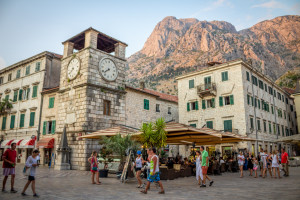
99;169;109;178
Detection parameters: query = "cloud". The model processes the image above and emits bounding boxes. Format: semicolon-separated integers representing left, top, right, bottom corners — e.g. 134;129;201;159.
0;56;6;69
251;0;283;9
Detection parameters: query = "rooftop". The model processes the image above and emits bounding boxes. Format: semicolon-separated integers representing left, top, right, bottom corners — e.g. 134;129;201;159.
126;85;178;103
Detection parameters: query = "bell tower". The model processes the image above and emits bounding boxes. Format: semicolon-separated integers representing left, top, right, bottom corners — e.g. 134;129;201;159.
57;27;127;170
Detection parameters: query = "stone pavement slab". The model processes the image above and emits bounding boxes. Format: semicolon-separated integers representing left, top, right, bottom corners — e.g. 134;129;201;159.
0;164;300;200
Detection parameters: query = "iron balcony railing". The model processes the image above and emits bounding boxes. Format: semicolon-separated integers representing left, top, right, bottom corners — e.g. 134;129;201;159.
197;83;217;97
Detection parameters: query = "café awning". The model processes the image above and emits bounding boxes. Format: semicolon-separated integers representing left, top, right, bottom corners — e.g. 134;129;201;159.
0;139;14;148
19;138;35;148
36;138;55;148
79;126;138;139
275;134;300;144
13;139;24;148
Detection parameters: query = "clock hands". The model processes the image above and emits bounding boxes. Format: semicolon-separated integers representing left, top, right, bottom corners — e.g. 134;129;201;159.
105;68;110;73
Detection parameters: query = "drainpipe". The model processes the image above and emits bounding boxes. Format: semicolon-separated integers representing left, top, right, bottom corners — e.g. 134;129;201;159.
249;67;259;157
271;84;278;140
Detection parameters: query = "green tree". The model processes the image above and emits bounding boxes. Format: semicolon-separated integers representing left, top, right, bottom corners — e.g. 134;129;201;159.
0;98;13;115
140;118;167;148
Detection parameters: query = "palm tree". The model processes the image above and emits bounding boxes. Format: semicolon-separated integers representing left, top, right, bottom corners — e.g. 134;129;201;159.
0;98;13;115
140;118;167;148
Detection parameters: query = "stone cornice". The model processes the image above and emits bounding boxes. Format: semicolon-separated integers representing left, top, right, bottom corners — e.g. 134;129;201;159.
59;82;126;94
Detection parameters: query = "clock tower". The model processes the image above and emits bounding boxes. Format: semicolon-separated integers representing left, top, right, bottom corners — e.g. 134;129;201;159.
57;27;127;170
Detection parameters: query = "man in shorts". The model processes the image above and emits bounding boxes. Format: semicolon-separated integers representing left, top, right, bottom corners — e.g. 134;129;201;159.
281;148;289;176
2;142;17;193
200;146;213;187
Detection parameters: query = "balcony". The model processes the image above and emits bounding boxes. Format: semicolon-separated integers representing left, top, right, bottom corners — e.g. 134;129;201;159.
197;83;217;98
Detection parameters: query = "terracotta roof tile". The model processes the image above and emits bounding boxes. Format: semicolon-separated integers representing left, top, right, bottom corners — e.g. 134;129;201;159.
282;87;295;94
126;86;178;103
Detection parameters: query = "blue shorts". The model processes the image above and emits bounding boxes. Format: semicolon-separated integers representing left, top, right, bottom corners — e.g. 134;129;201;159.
147;172;160;182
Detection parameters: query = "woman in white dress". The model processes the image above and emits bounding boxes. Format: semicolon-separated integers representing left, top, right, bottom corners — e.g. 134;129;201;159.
195;151;203;185
272;150;281;178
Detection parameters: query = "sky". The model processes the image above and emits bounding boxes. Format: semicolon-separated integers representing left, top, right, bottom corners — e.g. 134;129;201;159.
0;0;299;69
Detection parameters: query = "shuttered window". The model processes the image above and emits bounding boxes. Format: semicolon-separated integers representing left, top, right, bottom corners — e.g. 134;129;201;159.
16;69;21;79
202;100;206;109
190;124;196;128
211;98;215;108
26;88;30;100
13;90;18;102
25;65;30;75
221;71;228;81
206;121;213;129
5;95;9;101
258;99;260;109
35;62;41;72
247;94;250;105
29;112;35;127
43;121;47;135
19;89;23;100
229;95;234;105
32;85;38;98
224;120;232;132
10;115;15;129
2;117;7;130
263;121;267;132
269;122;272;134
254;98;257;107
20;114;25;128
219;96;223;107
144;99;149;110
195;101;199;110
246;71;250;81
189;79;194;89
49;97;55;108
187;102;190;111
257;119;261;131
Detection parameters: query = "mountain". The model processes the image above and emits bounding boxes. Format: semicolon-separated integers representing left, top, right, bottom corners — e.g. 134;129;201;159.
127;15;300;95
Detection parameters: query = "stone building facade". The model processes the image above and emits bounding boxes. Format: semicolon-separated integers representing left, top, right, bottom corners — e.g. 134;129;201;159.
125;84;178;129
293;80;300;134
0;51;61;163
176;59;298;156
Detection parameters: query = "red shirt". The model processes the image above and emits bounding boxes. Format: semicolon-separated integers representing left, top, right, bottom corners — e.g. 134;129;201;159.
2;149;17;168
281;152;288;164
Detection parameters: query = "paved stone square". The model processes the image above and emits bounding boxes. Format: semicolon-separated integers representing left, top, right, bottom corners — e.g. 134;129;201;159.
0;164;300;200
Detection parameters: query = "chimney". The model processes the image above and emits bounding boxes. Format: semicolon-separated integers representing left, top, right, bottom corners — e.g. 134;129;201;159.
140;81;145;90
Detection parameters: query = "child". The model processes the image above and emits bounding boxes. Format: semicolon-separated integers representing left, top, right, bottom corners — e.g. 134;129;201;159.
21;149;40;197
253;157;258;178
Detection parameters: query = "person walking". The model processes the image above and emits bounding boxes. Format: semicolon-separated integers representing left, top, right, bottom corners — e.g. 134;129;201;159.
272;150;281;178
21;149;40;197
281;148;289;177
267;152;273;178
2;142;17;193
259;148;264;177
200;146;213;187
237;152;245;178
253;157;259;178
140;147;164;194
195;151;203;185
247;155;253;176
88;151;101;185
132;150;144;188
261;150;268;178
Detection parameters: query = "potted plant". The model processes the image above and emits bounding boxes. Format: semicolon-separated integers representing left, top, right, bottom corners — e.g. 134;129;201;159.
102;133;139;178
98;146;113;178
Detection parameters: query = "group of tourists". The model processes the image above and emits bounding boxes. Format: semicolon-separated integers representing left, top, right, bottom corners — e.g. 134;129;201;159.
1;142;40;197
237;148;289;179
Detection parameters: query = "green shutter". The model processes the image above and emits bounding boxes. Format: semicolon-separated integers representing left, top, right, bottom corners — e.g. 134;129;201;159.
13;90;18;102
247;95;250;105
189;79;194;89
230;95;234;105
206;121;213;129
36;62;40;72
5;95;9;101
195;101;199;110
19;89;23;100
269;123;272;133
51;120;56;134
250;118;253;129
29;112;35;126
222;72;228;81
258;99;260;109
219;96;223;107
251;96;254;106
10;115;15;129
222;72;225;81
224;120;232;132
187;102;190;111
212;98;215;108
49;97;55;108
190;124;196;128
20;114;25;128
246;71;250;81
2;117;7;130
32;85;38;98
202;100;206;109
43;121;47;135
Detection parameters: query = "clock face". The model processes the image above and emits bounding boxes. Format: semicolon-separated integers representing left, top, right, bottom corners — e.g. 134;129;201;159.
99;58;118;81
67;58;80;80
